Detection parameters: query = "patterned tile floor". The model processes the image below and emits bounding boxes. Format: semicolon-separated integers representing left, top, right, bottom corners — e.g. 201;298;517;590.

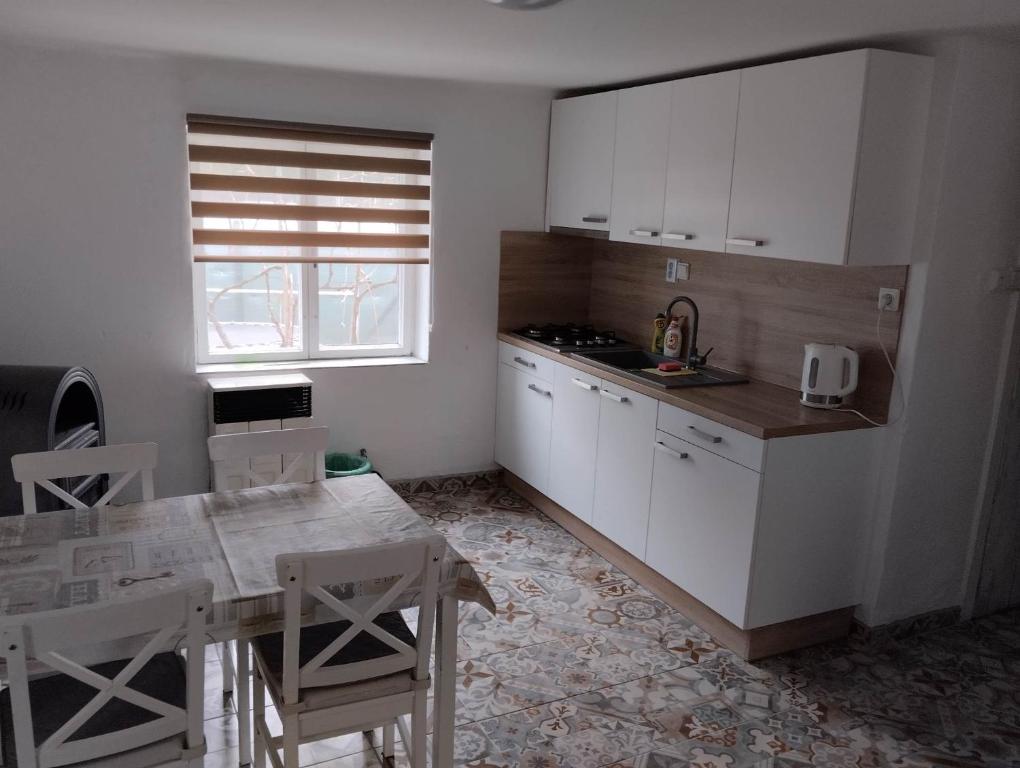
200;474;1020;768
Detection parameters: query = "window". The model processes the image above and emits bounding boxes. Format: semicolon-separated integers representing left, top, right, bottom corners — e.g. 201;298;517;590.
187;115;432;365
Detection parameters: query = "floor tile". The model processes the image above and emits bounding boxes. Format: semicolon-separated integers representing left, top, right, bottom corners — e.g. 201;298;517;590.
397;479;1020;767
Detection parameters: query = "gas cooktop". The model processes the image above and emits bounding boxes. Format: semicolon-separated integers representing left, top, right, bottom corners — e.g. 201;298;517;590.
509;323;637;354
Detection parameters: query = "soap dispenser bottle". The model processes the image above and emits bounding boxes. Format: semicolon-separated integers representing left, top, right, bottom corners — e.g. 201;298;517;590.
663;317;683;359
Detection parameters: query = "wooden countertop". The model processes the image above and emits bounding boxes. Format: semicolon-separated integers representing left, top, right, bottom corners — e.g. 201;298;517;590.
498;333;875;439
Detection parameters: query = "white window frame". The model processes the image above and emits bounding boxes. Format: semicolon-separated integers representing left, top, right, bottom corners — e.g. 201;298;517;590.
307;261;416;360
193;262;417;365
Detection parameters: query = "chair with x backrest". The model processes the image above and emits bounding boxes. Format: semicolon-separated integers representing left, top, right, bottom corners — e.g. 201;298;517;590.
0;580;212;768
251;537;445;768
206;426;329;766
11;443;159;515
206;427;328;491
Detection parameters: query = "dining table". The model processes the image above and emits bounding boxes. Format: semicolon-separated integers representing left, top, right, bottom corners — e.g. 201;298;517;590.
0;473;494;768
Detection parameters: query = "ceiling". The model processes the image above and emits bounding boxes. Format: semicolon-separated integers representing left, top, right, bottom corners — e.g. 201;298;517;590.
1;0;1019;89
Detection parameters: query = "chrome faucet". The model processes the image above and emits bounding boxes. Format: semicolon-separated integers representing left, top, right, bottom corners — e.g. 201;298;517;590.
664;296;713;369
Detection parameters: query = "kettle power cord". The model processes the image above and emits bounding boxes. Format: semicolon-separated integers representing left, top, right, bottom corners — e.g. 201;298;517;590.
834;306;904;428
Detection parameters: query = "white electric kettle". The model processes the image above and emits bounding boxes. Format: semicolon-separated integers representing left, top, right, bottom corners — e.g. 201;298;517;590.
800;343;859;409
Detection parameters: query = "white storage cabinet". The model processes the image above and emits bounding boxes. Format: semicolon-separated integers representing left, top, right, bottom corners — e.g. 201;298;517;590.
661;70;741;254
725;49;933;265
545;49;932;266
589;380;658;560
546;91;618;232
608;82;672;246
646;401;876;628
547;366;601;525
495;345;554;495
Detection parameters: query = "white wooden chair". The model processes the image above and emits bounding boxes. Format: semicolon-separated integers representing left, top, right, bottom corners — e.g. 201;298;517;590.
206;426;329;766
11;443;159;514
206;427;328;491
0;580;212;768
251;538;445;768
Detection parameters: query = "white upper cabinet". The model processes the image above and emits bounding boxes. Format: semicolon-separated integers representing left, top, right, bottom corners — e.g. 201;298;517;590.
726;49;933;265
608;82;672;246
661;71;740;254
545;49;932;266
547;91;617;232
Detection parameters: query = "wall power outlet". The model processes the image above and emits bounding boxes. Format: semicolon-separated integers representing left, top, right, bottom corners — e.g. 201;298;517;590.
878;287;901;311
665;259;677;283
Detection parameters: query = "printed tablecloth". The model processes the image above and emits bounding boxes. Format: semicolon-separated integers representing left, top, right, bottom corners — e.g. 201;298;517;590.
0;474;494;637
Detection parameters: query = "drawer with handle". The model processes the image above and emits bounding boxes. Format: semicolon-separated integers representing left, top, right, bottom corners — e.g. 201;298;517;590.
657;401;765;471
499;341;555;383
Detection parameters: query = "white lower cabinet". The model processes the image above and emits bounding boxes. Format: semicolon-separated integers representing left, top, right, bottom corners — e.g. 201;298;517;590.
645;430;761;627
648;401;875;629
495;361;553;495
495;349;874;632
591;380;658;560
547;366;601;524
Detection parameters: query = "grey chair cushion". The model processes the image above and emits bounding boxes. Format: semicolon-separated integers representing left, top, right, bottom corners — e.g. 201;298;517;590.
252;611;418;708
253;611;415;675
0;651;187;767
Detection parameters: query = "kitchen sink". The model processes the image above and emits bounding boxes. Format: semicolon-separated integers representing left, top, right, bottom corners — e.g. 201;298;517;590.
571;349;749;389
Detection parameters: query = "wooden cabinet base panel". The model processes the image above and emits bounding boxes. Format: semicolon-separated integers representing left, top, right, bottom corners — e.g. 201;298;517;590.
504;470;855;660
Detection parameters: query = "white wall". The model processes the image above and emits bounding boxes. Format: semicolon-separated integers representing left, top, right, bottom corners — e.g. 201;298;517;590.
0;41;552;497
858;35;1020;625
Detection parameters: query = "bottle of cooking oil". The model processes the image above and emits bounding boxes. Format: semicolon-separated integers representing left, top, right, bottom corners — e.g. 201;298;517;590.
650;313;667;354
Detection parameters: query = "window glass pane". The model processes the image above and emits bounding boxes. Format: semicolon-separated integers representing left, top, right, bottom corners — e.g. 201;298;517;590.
317;264;401;349
204;263;303;356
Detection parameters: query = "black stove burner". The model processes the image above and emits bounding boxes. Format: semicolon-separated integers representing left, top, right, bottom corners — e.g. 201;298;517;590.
511;323;623;350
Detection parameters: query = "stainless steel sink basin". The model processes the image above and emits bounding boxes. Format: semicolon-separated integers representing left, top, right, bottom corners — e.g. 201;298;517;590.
571;349;749;389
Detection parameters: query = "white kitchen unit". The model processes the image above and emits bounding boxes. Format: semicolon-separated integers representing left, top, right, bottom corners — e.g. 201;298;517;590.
725;49;933;265
546;91;617;232
661;70;741;254
590;379;658;560
495;348;553;495
495;346;878;633
608;82;672;246
545;48;932;266
547;366;601;524
646;401;876;629
648;431;761;626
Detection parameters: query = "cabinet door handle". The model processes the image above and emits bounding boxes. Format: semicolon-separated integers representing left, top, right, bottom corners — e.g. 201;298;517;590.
527;383;551;397
655;441;689;460
725;237;765;247
571;378;598;392
599;390;629;404
513;356;536;369
662;232;694;241
629;229;660;238
582;215;608;224
688;425;722;444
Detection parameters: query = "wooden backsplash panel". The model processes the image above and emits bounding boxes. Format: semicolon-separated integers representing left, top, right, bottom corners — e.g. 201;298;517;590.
587;240;907;417
498;231;593;330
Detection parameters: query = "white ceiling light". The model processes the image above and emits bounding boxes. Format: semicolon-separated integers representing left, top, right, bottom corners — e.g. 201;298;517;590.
484;0;567;9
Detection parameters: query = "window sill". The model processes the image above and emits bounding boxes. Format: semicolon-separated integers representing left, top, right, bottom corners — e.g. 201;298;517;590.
196;356;428;375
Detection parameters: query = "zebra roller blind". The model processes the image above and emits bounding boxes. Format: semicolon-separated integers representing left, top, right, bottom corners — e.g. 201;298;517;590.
187;115;432;265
